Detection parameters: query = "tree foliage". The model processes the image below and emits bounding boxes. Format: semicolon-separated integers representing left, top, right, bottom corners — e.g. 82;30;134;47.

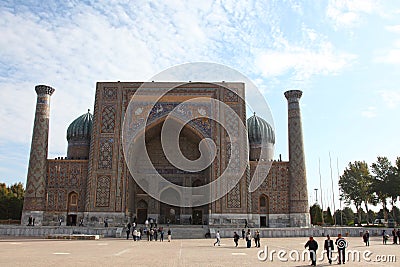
0;182;25;220
335;156;400;225
324;207;334;225
310;203;323;225
339;161;373;226
371;157;400;221
334;207;354;226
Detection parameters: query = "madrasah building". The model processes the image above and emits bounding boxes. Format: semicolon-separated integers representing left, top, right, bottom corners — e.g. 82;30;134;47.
22;82;310;228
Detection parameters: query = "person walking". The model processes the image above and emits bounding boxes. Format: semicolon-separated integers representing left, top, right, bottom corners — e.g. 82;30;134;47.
363;230;370;246
137;230;141;241
324;234;334;264
167;229;172;242
392;229;398;244
246;229;252;248
305;236;318;266
382;230;388;244
214;231;221;246
154;228;158;241
132;229;137;241
233;232;240;247
126;222;131;240
397;229;400;244
150;228;154;241
335;234;347;264
241;229;245;240
254;230;260;248
160;228;164;242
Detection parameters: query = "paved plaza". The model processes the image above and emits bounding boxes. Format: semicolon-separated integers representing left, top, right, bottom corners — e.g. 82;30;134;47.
0;236;399;266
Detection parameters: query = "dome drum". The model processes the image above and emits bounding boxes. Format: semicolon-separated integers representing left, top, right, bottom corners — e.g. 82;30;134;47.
247;113;275;161
66;110;93;159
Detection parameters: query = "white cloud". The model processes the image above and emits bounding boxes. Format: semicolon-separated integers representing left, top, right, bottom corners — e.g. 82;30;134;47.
326;0;380;28
361;106;377;118
380;90;400;109
386;25;400;33
374;39;400;64
255;40;356;79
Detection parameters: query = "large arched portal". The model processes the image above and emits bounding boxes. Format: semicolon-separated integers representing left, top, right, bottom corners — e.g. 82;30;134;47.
129;118;211;224
160;187;181;224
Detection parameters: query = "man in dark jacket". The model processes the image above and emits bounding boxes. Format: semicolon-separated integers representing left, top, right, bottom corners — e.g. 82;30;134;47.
335;234;347;264
363;230;370;246
324;234;334;264
233;231;240;247
305;236;318;266
126;222;131;240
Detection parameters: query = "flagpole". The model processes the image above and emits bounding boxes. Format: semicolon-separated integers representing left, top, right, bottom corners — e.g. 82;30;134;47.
319;158;324;225
329;152;336;225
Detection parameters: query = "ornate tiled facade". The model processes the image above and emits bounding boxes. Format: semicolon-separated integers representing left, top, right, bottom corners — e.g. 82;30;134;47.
22;83;310;227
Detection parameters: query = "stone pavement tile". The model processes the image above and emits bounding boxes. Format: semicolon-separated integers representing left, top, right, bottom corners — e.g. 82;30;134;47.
0;236;399;266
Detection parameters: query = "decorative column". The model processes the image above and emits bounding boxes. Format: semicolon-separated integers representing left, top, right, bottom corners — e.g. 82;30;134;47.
22;85;55;225
284;90;310;227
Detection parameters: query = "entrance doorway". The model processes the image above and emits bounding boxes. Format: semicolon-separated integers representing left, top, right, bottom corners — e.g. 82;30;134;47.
67;214;77;226
192;210;202;225
160;188;181;224
136;200;148;224
260;216;267;227
137;208;148;224
259;194;269;227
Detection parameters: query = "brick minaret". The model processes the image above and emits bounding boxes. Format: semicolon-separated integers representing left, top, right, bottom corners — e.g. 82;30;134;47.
284;90;310;227
22;85;55;225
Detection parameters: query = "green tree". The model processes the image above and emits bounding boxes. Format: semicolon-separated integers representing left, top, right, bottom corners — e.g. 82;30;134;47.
390;206;400;223
339;161;374;226
0;182;25;220
391;158;400;221
324;207;334;225
310;204;323;225
371;157;396;222
334;207;354;226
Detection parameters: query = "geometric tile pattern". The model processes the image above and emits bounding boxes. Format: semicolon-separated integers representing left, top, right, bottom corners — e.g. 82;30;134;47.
250;162;290;214
45;160;87;212
95;175;111;207
57;189;66;210
103;87;117;100
223;87;239;102
227;182;241;208
100;105;116;133
98;138;113;169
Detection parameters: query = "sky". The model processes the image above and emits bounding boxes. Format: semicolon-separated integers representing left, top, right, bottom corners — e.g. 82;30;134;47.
1;0;400;212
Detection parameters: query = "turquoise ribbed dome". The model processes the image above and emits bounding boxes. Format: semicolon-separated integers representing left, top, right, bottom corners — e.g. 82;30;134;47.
247;113;275;144
66;110;93;141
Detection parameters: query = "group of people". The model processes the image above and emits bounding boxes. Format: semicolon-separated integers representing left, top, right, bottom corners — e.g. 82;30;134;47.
382;228;400;244
214;229;261;248
242;229;260;248
126;222;171;242
305;234;347;266
27;216;35;226
391;228;400;244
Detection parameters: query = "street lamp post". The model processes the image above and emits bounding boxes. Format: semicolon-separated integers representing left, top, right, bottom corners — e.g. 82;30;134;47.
314;188;318;204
